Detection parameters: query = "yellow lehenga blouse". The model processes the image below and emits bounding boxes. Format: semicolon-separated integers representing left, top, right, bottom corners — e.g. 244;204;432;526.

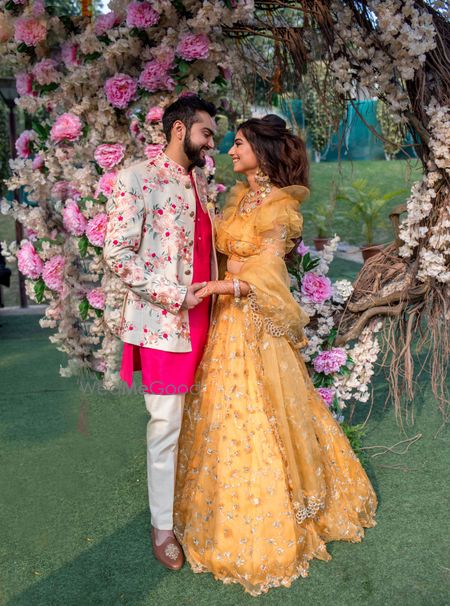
173;182;377;596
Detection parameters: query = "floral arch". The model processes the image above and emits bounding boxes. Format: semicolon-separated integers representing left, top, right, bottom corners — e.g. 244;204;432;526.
0;0;448;427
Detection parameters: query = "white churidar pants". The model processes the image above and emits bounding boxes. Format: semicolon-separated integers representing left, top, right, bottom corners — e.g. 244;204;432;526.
144;393;185;530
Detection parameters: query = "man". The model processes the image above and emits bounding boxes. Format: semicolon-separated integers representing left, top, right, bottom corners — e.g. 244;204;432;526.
103;95;218;570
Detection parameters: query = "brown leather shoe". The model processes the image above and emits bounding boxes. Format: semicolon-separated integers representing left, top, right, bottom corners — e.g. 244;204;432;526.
151;527;185;571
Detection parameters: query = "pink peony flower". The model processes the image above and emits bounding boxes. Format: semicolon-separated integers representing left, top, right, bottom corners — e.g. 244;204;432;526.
14;17;47;46
216;183;227;193
313;348;347;375
51;181;81;201
104;73;137;109
139;60;174;93
32;0;46;17
42;254;65;292
63;200;87;237
95;171;117;197
50;113;82;143
126;1;160;28
94;143;126;169
24;227;38;241
32;154;44;170
16;72;33;96
15;130;35;158
176;33;210;61
296;241;310;256
17;240;43;279
61;42;80;67
301;271;333;304
86;213;107;247
317;387;335;407
204;154;215;171
32;58;59;86
94;11;120;36
87;287;105;310
145;144;164;160
145;106;164;123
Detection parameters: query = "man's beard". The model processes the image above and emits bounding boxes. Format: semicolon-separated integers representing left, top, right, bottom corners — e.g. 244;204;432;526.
184;130;207;168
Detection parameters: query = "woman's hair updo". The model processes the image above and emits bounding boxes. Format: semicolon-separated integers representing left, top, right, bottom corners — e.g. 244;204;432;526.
237;114;309;189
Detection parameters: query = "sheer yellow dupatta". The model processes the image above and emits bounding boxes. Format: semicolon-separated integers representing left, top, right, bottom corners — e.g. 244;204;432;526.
236;186;311;349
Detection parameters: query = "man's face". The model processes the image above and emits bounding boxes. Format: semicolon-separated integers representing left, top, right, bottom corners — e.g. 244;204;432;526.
184;110;216;168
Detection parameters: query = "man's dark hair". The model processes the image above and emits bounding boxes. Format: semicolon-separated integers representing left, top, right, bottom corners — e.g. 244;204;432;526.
162;94;217;142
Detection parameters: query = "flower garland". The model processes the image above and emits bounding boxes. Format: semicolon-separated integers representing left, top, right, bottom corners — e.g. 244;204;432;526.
0;0;253;389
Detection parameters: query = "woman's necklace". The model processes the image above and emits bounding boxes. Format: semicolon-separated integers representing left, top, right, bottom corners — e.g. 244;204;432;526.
239;181;273;214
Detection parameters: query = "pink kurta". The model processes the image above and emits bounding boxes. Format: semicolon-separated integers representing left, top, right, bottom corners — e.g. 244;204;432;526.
120;172;212;395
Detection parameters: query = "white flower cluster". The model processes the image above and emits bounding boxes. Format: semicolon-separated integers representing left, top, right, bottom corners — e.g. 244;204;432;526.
334;321;382;404
398;99;450;282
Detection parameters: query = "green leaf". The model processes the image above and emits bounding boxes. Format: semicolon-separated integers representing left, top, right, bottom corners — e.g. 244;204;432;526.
34;278;45;303
79;297;89;321
78;234;89;258
84;51;102;63
93;246;103;256
39;82;60;95
94;308;103;318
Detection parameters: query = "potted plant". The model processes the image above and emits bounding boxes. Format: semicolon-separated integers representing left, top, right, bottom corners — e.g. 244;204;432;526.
336;179;406;262
307;180;337;251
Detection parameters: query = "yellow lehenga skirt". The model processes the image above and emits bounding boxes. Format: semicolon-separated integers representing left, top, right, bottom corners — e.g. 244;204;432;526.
174;274;377;596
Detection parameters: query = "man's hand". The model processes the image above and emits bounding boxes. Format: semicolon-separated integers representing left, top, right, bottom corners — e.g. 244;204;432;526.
181;282;208;309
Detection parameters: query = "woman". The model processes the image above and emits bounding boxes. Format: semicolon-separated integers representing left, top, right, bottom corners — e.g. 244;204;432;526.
173;115;377;595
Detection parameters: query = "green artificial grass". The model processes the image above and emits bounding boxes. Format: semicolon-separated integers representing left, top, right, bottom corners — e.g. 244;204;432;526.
1;265;449;605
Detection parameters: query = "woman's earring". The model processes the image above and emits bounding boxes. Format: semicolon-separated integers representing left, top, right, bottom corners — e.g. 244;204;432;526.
255;167;270;186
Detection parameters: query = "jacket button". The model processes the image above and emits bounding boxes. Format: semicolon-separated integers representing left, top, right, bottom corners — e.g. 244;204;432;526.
185;269;191;275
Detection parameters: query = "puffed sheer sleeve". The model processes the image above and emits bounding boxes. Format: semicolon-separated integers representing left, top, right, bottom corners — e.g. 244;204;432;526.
237;189;310;349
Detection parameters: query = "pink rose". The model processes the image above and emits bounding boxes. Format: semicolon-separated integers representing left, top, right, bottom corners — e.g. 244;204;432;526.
50;113;83;143
63;200;87;236
145;106;164;123
61;42;80;67
126;1;160;28
94;11;121;36
15;130;35;159
296;241;310;256
104;73;137;109
95;171;117;197
145;144;164;160
86;213;107;247
17;240;43;279
42;254;65;292
216;183;227;193
313;348;347;375
14;17;47;46
301;271;333;304
87;287;105;310
94;143;126;169
31;58;59;86
139;60;174;93
176;33;209;61
16;72;34;96
317;387;335;407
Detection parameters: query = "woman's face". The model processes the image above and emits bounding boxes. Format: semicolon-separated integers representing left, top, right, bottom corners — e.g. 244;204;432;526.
228;130;258;175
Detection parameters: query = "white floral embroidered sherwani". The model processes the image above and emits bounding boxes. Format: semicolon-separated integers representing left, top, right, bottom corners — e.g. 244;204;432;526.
103;152;219;352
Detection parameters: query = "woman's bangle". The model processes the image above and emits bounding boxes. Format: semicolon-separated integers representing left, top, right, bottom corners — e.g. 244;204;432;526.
232;279;241;302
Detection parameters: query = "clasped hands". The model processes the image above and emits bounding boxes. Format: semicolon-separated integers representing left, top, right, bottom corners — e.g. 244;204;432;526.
181;279;249;310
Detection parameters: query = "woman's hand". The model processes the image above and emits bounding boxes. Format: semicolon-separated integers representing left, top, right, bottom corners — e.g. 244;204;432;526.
196;280;250;299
